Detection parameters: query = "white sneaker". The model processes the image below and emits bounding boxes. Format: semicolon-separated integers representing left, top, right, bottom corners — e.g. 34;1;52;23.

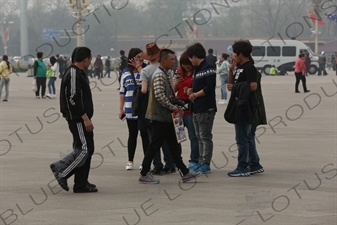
126;162;133;170
218;100;225;104
139;165;143;170
223;100;228;104
46;94;51;99
51;95;57;99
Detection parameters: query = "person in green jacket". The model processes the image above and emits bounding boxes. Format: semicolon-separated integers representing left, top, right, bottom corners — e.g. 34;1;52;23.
269;65;278;75
34;52;47;99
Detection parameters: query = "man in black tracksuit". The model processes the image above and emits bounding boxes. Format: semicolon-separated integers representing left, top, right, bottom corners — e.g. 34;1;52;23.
50;47;97;193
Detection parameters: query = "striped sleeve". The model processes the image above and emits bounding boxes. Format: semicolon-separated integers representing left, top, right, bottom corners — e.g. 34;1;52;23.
153;72;175;111
68;68;86;117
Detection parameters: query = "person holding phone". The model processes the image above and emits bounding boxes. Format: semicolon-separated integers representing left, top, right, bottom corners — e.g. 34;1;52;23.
119;48;149;171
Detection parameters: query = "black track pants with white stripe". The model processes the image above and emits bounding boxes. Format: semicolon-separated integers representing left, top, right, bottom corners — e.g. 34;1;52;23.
54;120;94;189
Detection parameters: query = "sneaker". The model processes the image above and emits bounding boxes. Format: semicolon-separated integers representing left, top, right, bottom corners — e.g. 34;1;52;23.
150;167;164;175
182;170;202;183
42;96;46;99
139;165;143;170
126;162;133;170
249;165;264;175
36;96;40;99
188;162;198;170
2;99;8;102
50;164;69;191
139;173;160;184
227;168;250;177
195;164;211;174
193;163;203;171
162;167;176;174
218;100;225;105
223;100;228;104
46;94;51;99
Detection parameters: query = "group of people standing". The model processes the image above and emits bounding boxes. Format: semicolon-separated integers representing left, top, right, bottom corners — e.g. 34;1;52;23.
118;40;267;184
33;52;60;99
47;40;267;193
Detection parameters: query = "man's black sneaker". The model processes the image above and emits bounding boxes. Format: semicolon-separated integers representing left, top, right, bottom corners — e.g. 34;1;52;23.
50;164;69;191
73;186;98;193
162;167;176;174
87;182;96;188
150;168;164;175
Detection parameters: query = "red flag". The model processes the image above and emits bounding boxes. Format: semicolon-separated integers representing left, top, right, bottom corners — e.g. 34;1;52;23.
2;28;9;42
308;10;325;26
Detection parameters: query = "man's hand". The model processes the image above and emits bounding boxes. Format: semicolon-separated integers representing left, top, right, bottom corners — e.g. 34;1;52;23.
83;119;94;132
82;114;94;132
119;109;125;120
173;105;184;118
227;83;233;91
188;93;197;101
229;59;236;71
187;88;193;95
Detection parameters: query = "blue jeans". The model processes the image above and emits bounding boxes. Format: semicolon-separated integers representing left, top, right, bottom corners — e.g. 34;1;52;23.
234;115;251;169
193;110;216;166
147;122;176;169
183;114;199;164
248;126;262;168
48;77;56;95
220;74;228;100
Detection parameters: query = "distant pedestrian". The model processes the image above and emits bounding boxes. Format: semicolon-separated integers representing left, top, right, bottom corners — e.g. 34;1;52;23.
206;48;217;68
217;53;230;104
34;52;47;99
46;56;59;99
304;52;311;76
94;55;103;79
118;50;128;90
50;47;97;193
104;56;111;78
294;53;310;93
0;55;12;102
318;51;328;76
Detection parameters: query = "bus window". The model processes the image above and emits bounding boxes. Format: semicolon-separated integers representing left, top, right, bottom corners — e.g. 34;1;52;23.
252;46;265;56
282;46;296;56
267;46;281;56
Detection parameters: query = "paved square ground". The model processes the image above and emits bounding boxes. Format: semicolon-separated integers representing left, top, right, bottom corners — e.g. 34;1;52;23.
0;71;336;225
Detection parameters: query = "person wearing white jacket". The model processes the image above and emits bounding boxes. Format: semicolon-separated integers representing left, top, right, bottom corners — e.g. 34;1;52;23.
47;56;60;99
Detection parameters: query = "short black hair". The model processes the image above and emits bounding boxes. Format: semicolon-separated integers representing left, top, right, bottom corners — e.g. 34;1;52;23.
185;43;206;59
37;52;43;59
159;49;175;62
72;47;91;63
208;48;213;54
232;40;253;57
120;50;125;55
299;53;305;58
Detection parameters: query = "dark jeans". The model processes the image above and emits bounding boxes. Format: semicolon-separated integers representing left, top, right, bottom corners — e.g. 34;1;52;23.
234;114;251;169
48;77;56;95
183;114;199;164
318;63;328;75
53;120;95;189
248;126;262;168
295;72;308;92
140;121;189;176
35;77;46;97
104;69;111;78
126;119;149;162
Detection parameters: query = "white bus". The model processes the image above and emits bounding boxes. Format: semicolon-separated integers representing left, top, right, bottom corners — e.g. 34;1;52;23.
250;39;319;75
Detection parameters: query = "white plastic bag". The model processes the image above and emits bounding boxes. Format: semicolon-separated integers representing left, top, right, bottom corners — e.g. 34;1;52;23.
32;79;37;92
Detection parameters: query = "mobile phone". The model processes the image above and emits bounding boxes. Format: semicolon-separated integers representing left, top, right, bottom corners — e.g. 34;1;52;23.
120;113;126;121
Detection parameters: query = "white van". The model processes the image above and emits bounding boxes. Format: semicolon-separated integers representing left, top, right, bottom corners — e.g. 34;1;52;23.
250;39;319;75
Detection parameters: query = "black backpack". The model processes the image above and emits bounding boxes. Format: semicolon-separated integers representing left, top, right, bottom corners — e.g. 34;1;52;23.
130;71;142;116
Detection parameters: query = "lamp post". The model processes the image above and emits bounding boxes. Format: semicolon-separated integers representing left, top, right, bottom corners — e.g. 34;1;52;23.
69;0;90;47
311;0;322;54
0;19;14;55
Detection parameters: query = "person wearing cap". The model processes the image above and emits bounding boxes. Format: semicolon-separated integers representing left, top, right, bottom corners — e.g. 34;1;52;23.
139;42;177;175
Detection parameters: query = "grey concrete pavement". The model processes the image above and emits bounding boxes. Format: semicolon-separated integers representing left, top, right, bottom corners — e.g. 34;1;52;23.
0;71;336;225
